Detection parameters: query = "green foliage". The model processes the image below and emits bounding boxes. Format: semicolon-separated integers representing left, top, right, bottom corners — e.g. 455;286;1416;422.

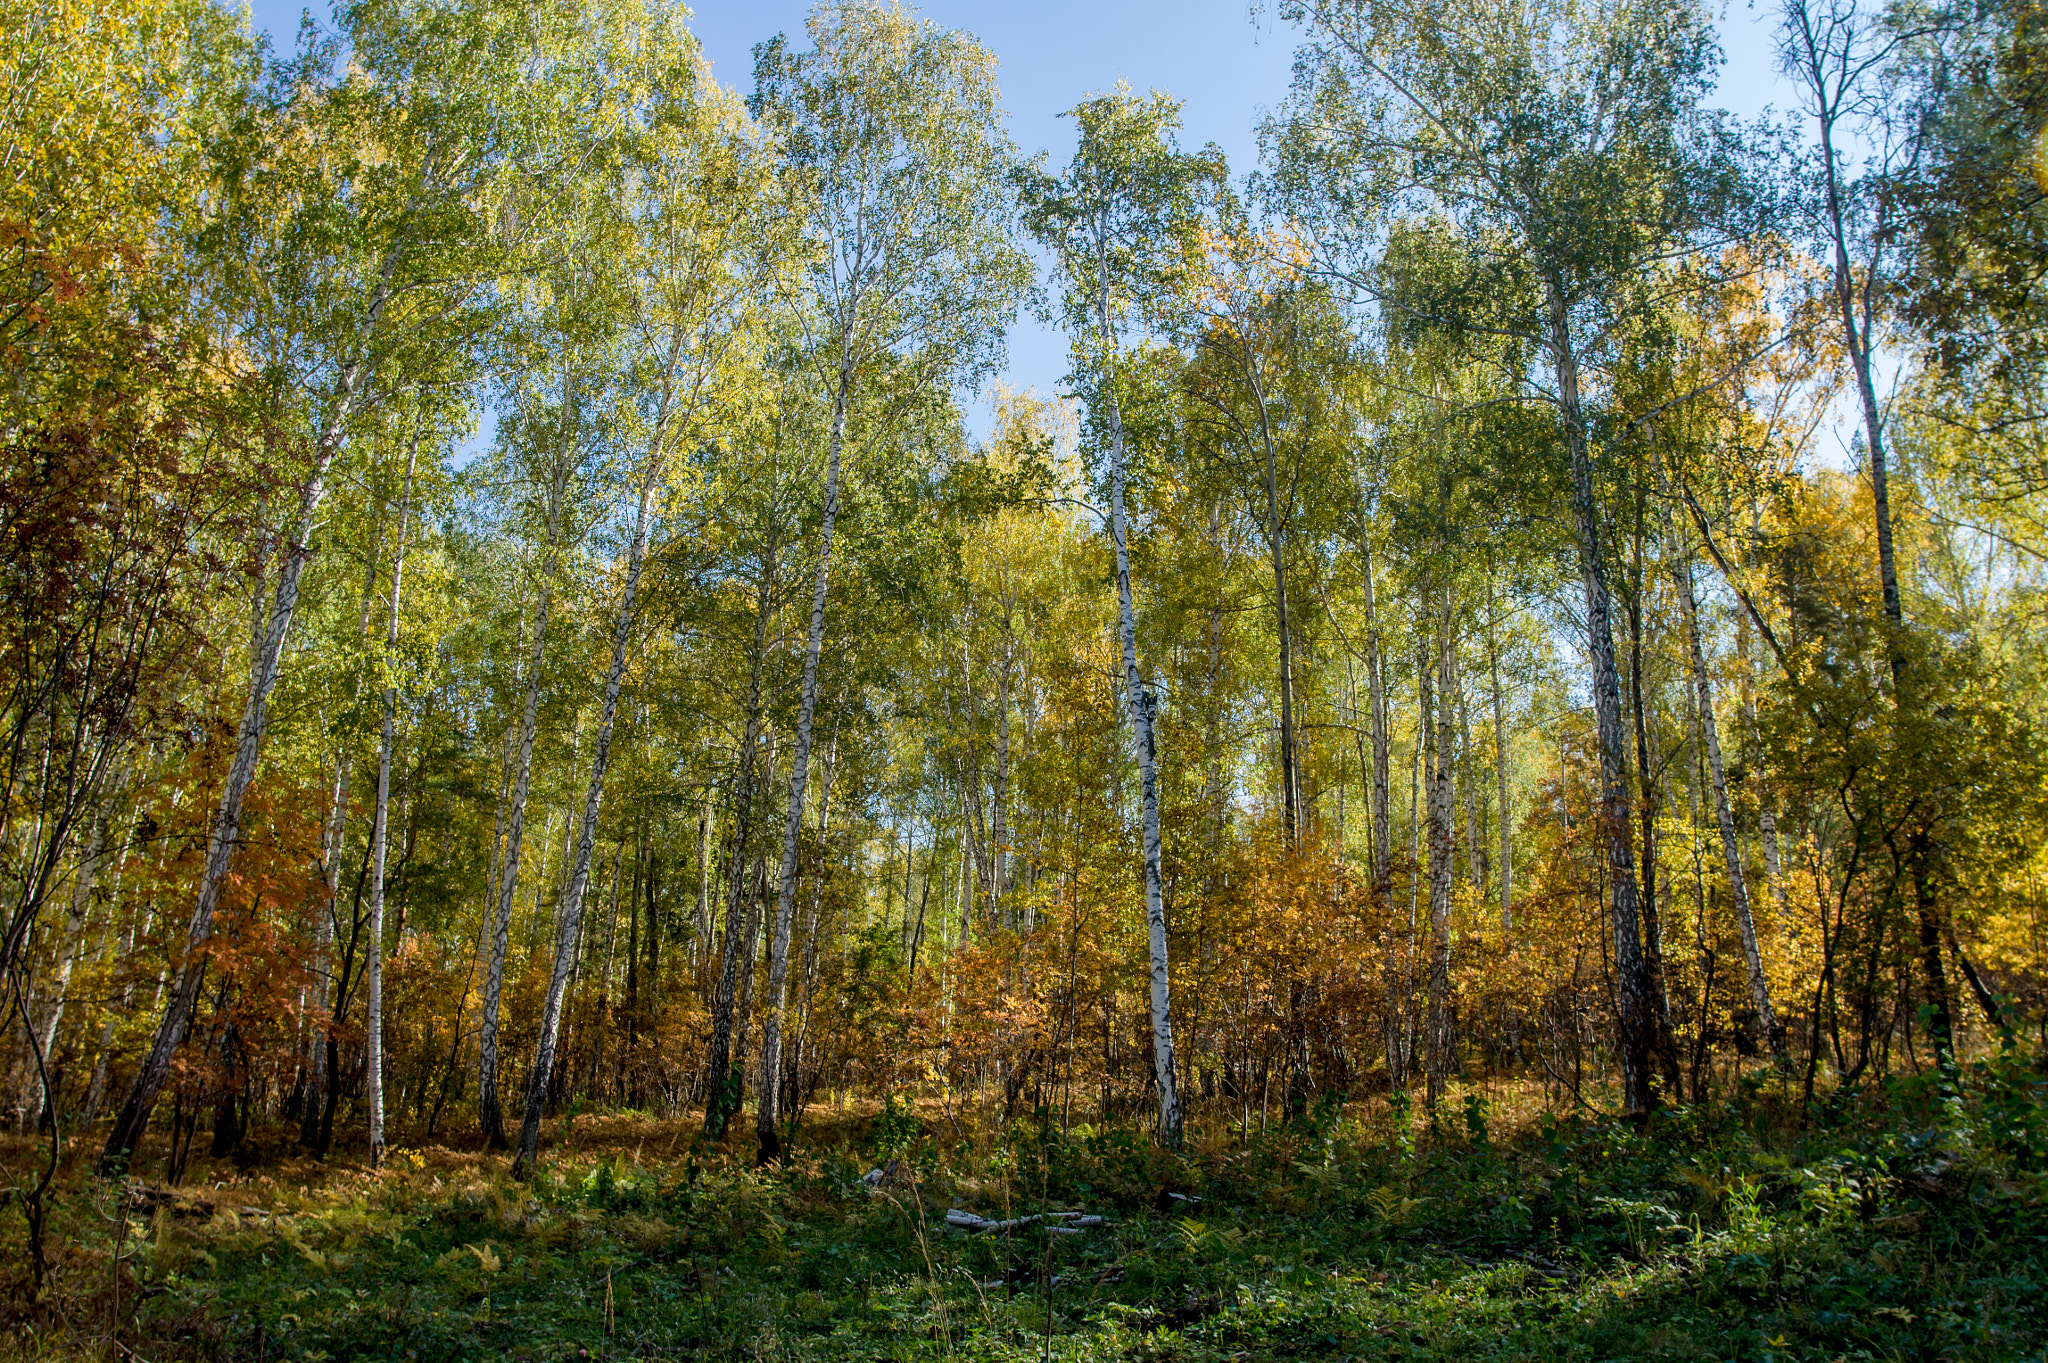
39;1061;2040;1360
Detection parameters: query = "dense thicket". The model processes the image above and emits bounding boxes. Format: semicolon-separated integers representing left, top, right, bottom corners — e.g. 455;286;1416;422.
5;0;2046;1285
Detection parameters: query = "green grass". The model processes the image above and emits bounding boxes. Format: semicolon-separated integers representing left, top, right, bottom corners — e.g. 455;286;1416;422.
13;1051;2048;1361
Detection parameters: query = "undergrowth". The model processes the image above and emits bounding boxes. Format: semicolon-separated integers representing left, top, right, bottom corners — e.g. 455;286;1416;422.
5;1049;2045;1361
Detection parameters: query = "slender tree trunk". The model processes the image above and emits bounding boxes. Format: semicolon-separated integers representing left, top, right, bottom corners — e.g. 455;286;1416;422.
1733;602;1791;930
1453;656;1485;894
705;539;776;1140
468;717;514;1100
1403;647;1423;1083
513;454;662;1176
1801;77;1904;643
756;359;854;1160
100;269;392;1174
990;623;1013;923
1544;274;1656;1114
366;431;420;1168
1626;530;1683;1100
1424;599;1455;1110
624;838;641;1100
955;824;971;951
1097;259;1181;1147
303;746;354;1149
1486;575;1512;932
732;797;773;1102
478;457;570;1151
24;786;114;1114
1665;495;1786;1061
1359;526;1399;1079
785;739;837;1124
1249;383;1299;845
693;792;713;974
1204;501;1230;855
1795;24;1948;1058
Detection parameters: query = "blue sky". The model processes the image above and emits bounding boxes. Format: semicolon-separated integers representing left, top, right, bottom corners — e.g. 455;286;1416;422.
240;0;1803;443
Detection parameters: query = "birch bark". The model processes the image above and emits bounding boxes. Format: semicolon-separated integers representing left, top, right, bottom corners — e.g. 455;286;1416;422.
1665;503;1786;1061
1544;274;1657;1113
1424;603;1456;1110
513;446;664;1176
366;430;420;1167
100;261;395;1174
1359;527;1399;1078
1097;245;1182;1146
1251;380;1301;845
704;538;775;1139
756;357;850;1159
479;446;570;1149
1486;577;1512;933
21;788;114;1119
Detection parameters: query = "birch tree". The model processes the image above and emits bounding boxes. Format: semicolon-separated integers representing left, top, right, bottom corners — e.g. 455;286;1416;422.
1277;0;1749;1110
747;0;1029;1159
476;360;592;1150
513;49;779;1177
100;0;577;1171
364;419;423;1168
1663;485;1787;1062
1020;88;1221;1147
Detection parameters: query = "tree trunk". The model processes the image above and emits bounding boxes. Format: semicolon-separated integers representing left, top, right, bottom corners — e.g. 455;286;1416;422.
1486;574;1512;933
732;825;772;1109
756;358;854;1161
100;268;392;1175
512;452;662;1177
1666;493;1786;1062
1402;645;1423;1084
784;738;838;1125
1424;600;1455;1110
990;623;1014;924
303;742;354;1149
23;783;115;1120
478;452;570;1151
366;430;420;1168
693;792;713;975
1543;272;1655;1115
1626;523;1683;1100
1251;383;1299;845
1794;21;1949;1058
1098;259;1181;1146
1358;525;1399;1080
705;537;777;1141
1453;656;1485;895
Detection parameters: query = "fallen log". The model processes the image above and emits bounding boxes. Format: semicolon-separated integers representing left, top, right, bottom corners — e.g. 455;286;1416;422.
944;1209;1104;1234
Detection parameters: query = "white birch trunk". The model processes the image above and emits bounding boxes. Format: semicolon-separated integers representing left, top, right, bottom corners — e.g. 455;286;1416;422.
757;362;852;1158
513;451;662;1175
1666;508;1786;1061
1486;577;1512;933
1544;273;1655;1113
704;541;775;1139
1094;246;1180;1145
101;262;394;1174
365;433;419;1168
693;792;713;973
22;793;113;1118
1424;603;1456;1110
991;626;1013;924
478;457;568;1151
303;536;384;1148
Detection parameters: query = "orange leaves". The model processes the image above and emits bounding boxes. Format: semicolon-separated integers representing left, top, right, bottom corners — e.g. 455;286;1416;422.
1182;221;1316;327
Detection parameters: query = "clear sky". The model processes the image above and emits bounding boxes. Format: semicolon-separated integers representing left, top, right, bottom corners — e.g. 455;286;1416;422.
240;0;1804;443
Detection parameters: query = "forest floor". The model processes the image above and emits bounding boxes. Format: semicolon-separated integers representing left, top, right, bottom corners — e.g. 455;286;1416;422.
5;1052;2046;1362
